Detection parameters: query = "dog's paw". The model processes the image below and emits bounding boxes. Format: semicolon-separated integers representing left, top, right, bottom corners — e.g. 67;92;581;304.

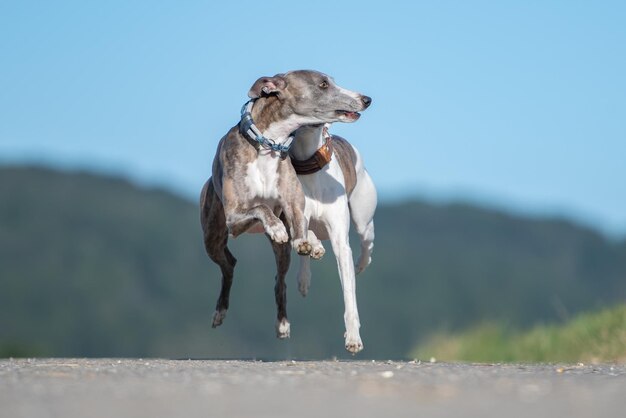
211;309;227;328
276;318;291;339
266;223;289;244
293;238;312;256
310;241;325;260
344;331;363;354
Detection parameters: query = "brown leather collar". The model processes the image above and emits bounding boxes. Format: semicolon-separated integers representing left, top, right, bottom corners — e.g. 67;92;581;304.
291;127;333;175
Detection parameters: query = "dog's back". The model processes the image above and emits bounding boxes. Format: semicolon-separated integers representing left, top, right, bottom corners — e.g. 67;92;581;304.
331;136;358;197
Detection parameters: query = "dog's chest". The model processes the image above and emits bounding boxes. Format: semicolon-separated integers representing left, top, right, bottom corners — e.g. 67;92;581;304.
300;160;346;218
244;156;281;201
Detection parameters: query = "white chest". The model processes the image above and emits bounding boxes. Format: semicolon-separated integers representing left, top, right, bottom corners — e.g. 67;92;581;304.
300;160;347;218
244;156;281;201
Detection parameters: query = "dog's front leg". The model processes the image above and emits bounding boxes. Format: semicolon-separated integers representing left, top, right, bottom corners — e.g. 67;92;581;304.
327;209;363;354
280;183;313;255
285;205;314;255
226;204;288;243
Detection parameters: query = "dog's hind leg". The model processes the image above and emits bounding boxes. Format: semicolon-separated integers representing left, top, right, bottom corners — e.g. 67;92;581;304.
297;256;311;298
354;219;374;274
200;179;237;328
349;169;377;274
270;218;291;338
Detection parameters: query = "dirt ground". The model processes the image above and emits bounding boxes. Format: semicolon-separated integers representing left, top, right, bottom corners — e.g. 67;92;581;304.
1;358;625;418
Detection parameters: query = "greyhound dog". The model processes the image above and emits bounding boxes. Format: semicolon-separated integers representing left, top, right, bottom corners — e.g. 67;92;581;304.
200;70;371;339
289;121;377;354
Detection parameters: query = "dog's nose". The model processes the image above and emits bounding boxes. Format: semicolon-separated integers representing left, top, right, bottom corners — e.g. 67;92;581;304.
361;95;372;108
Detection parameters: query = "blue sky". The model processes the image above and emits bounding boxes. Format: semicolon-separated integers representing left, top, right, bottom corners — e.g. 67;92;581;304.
1;1;625;235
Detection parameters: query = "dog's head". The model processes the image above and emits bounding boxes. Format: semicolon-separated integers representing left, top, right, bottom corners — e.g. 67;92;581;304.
248;70;371;124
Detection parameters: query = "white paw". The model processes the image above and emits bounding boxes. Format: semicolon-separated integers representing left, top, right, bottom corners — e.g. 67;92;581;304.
212;309;227;328
344;331;363;354
292;238;312;255
266;223;289;243
310;241;325;260
276;318;291;339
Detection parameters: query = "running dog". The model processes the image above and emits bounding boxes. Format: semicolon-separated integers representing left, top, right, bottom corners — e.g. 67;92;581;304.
289;120;376;354
200;70;372;339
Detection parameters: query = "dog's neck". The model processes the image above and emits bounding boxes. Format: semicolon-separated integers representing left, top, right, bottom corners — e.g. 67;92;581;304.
291;124;325;161
251;96;301;144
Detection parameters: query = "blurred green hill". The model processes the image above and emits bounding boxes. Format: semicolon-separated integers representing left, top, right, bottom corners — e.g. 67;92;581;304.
412;304;626;363
1;166;625;359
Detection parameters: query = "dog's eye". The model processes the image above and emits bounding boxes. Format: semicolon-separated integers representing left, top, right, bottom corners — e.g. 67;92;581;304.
319;80;329;89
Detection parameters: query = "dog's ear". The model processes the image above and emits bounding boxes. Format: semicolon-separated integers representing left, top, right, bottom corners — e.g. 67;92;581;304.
248;74;287;99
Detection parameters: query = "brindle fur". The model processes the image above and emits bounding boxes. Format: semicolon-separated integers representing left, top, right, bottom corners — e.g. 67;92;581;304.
200;70;371;337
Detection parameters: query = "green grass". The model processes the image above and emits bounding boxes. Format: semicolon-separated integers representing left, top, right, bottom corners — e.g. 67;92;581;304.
411;304;626;363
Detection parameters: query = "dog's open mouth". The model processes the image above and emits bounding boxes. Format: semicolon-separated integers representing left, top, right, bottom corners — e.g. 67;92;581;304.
336;110;361;121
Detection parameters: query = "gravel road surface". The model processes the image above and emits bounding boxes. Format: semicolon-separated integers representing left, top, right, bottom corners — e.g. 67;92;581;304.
1;358;624;418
